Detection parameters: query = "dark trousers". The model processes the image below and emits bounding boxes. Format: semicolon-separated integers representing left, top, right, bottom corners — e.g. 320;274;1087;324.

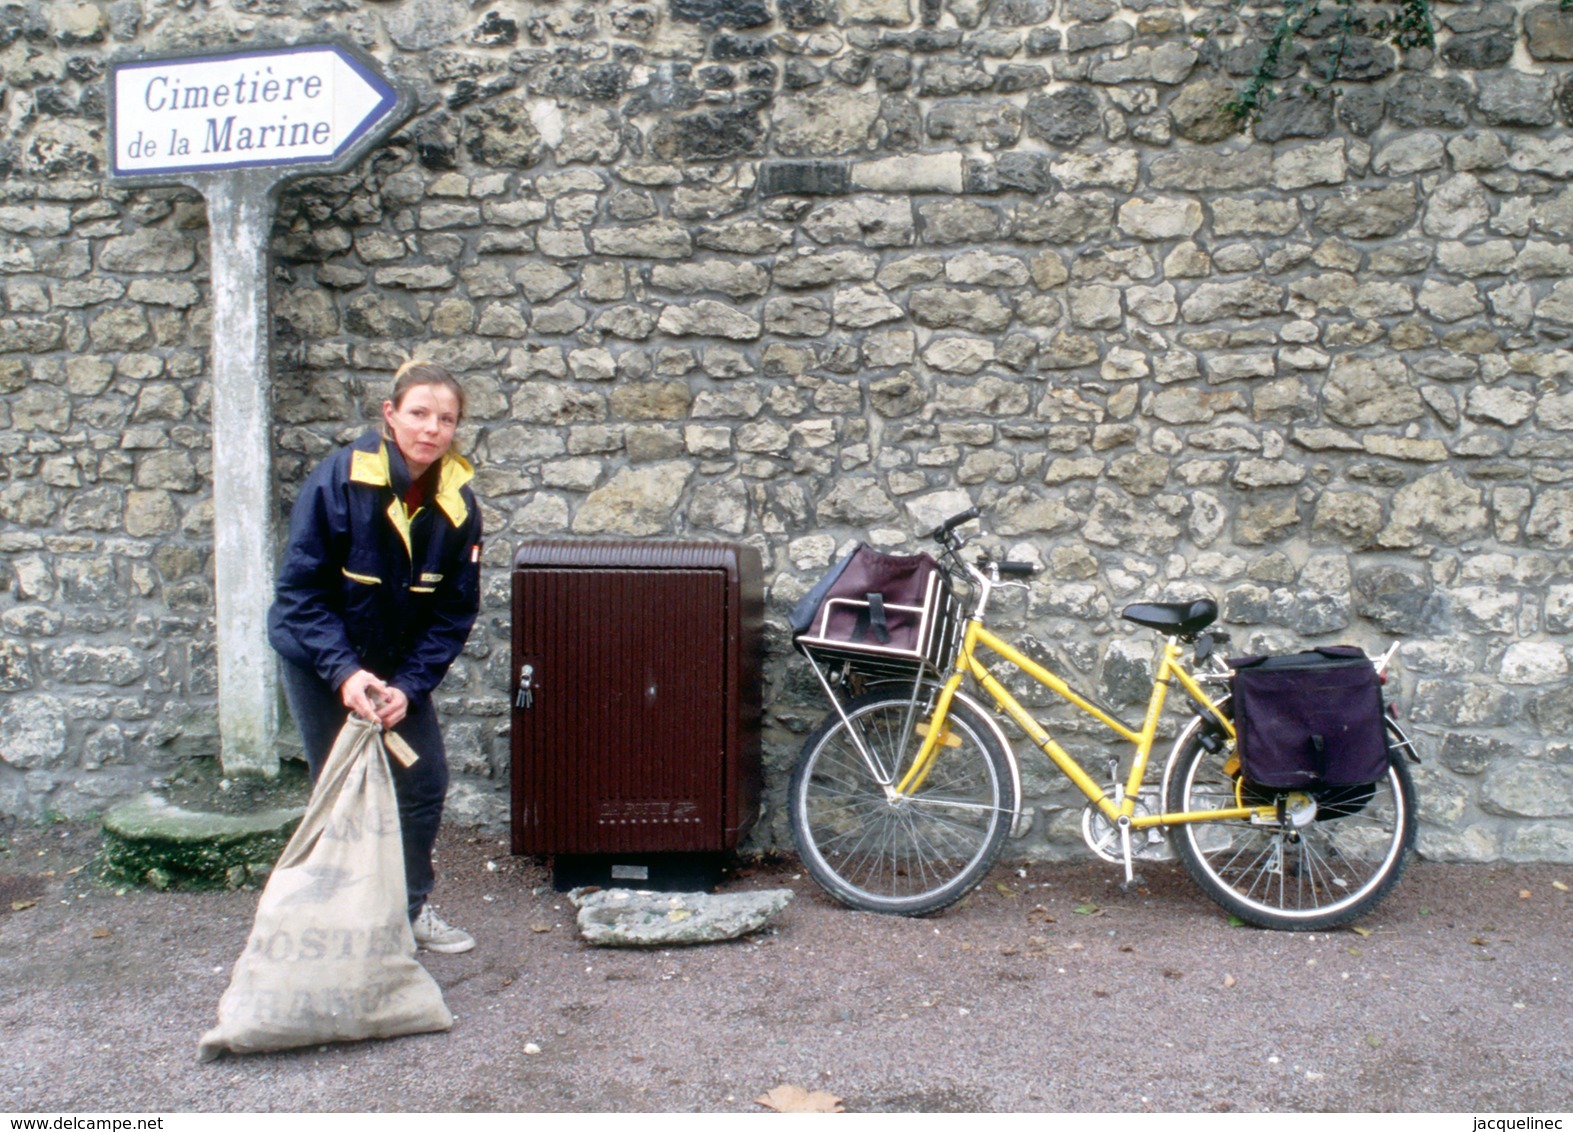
279;659;449;920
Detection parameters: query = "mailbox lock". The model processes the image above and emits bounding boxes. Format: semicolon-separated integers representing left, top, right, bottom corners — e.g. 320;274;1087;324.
516;663;535;710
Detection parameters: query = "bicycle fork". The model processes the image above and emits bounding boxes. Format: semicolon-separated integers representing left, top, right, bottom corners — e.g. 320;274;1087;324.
802;654;898;787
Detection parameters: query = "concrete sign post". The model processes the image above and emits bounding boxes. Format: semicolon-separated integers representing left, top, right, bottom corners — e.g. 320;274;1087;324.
108;42;409;777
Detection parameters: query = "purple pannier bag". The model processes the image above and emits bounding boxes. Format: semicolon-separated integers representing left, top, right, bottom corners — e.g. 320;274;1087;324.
1228;646;1389;789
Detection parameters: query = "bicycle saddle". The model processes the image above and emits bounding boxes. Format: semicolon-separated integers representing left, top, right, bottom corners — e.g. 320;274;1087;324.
1120;598;1218;636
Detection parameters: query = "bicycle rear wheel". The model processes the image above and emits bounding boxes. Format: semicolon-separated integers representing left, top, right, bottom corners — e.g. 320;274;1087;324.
1165;707;1417;931
790;690;1015;916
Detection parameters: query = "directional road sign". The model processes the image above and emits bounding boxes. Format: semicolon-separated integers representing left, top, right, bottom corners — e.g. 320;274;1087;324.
109;42;400;178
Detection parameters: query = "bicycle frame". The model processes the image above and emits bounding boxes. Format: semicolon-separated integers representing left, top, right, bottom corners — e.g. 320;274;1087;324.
892;568;1287;877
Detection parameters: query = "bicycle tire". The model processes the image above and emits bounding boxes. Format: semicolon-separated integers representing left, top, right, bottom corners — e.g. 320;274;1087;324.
790;690;1015;916
1166;704;1417;931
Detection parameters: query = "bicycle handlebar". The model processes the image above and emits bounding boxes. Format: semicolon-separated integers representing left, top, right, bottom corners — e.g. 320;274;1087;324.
929;506;981;542
930;507;1039;577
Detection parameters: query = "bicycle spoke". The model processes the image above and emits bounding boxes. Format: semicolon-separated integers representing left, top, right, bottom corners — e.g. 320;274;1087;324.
1296;836;1343;907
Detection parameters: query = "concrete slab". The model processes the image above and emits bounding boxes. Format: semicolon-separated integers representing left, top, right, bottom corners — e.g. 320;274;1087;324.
99;793;303;890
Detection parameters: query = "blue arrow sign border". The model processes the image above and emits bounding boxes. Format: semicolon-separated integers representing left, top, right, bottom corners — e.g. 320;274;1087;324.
108;39;408;183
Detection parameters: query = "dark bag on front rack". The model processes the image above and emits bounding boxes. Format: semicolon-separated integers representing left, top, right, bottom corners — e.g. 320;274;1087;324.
789;544;942;654
1228;646;1389;790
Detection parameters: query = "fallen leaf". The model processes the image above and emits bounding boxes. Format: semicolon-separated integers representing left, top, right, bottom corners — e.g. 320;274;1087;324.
995;882;1016;897
1026;906;1056;924
1092;988;1110;998
1350;926;1372;937
1553;881;1569;893
529;924;553;934
1470;937;1489;947
11;900;37;912
1364;1035;1382;1049
1227;914;1247;928
1520;889;1532;900
1224;974;1237;988
1347;947;1363;957
1118;945;1135;953
1162;968;1184;980
1073;903;1101;916
756;1085;844;1113
999;947;1021;956
66;865;85;877
91;928;111;939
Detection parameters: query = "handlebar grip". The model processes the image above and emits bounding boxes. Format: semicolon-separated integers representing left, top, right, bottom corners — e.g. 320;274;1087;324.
996;561;1037;578
929;506;981;540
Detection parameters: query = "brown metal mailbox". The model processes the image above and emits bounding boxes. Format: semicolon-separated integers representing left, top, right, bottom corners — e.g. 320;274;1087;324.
510;540;763;858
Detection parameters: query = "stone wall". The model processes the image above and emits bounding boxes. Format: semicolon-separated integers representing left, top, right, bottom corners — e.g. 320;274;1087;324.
3;0;1573;860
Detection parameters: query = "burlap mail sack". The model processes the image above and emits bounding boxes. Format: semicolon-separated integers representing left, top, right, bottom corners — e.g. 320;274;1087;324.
197;717;453;1060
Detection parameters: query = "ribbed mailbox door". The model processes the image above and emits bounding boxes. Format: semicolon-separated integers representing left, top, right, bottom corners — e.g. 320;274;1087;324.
510;541;760;858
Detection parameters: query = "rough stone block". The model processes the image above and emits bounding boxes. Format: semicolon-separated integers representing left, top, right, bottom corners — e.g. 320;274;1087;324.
1525;3;1573;60
573;888;793;947
758;160;849;196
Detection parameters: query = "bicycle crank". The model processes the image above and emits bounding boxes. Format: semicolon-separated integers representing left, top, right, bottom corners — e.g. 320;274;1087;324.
1080;793;1171;865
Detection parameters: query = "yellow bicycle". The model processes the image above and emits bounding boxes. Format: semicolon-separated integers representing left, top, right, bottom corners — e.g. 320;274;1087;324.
790;507;1419;930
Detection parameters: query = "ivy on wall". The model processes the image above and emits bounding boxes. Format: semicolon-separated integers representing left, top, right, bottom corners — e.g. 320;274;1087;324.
1229;0;1435;125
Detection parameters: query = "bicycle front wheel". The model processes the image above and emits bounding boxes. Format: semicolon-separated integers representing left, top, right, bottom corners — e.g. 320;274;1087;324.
790;690;1015;916
1166;709;1417;931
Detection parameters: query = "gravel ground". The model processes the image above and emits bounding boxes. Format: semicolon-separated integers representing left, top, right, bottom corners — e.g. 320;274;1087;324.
1;819;1569;1114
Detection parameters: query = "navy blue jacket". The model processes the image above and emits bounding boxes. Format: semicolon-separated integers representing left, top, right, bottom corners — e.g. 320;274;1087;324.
268;431;482;700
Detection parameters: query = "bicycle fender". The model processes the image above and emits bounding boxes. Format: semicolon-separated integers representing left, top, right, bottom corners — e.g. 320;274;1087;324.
954;687;1026;839
1159;696;1230;814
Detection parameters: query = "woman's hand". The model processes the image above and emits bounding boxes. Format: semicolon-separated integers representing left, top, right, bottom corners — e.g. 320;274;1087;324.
340;669;393;723
374;685;409;729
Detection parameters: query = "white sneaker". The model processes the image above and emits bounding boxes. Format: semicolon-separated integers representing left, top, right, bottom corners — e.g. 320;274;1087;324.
412;904;475;954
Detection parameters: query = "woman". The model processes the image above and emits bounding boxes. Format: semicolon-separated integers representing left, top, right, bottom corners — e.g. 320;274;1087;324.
268;360;483;954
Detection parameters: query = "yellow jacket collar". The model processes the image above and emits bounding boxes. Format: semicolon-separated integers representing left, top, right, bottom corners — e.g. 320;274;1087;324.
350;441;474;528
